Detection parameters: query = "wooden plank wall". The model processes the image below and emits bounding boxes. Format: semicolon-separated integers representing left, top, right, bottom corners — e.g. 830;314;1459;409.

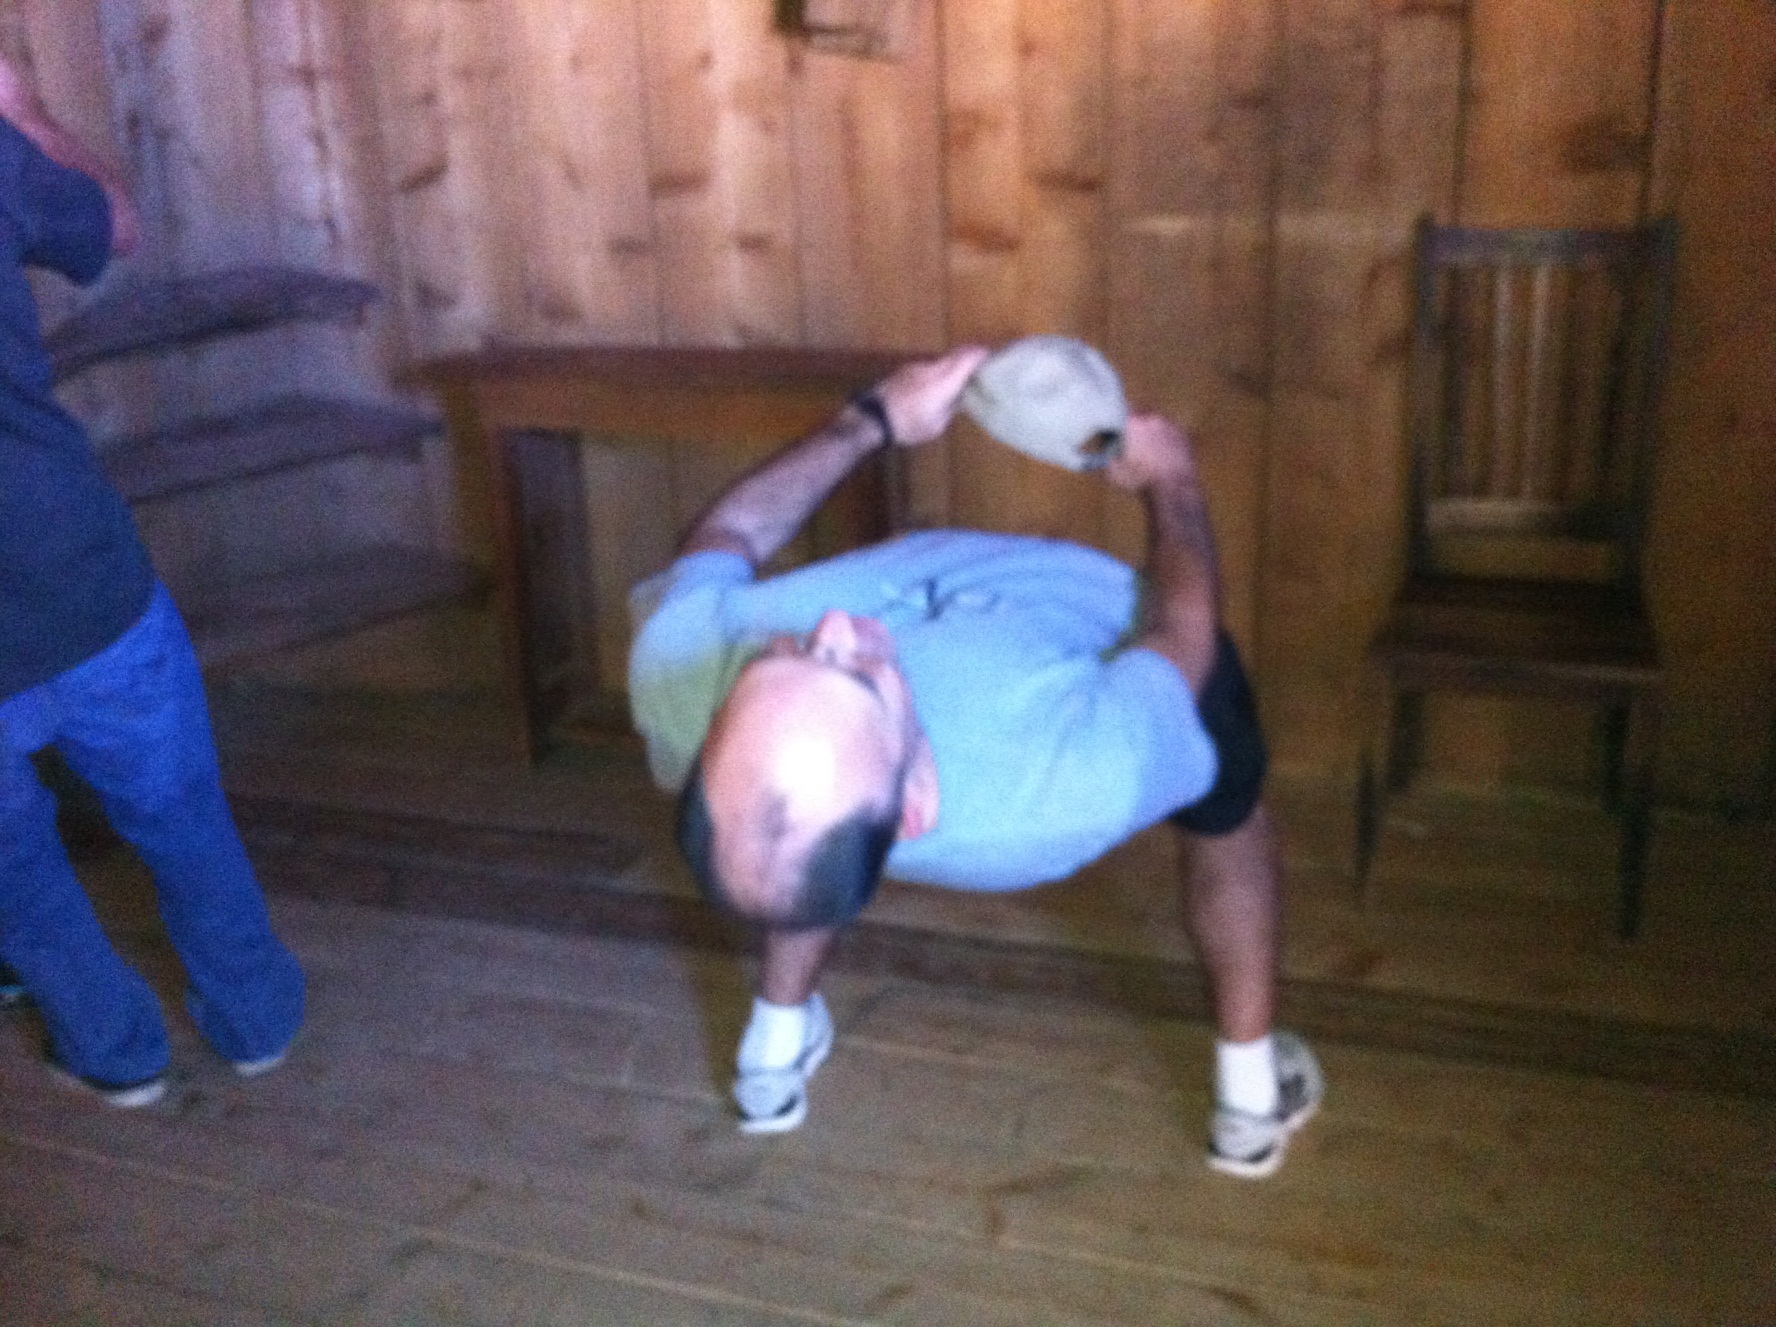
5;0;1771;810
1647;0;1776;812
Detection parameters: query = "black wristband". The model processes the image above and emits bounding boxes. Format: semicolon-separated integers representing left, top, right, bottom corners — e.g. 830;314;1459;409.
849;390;895;447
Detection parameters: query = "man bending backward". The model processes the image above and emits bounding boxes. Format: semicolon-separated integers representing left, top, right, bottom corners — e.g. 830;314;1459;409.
628;347;1322;1177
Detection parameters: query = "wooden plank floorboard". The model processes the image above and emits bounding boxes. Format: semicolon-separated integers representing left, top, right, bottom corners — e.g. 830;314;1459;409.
0;1247;295;1327
0;1023;1311;1326
0;1134;407;1321
0;1126;846;1327
0;1047;1514;1327
332;1245;883;1327
3;891;1769;1325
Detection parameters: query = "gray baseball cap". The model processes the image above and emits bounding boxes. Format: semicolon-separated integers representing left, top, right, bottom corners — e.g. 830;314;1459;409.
960;335;1128;471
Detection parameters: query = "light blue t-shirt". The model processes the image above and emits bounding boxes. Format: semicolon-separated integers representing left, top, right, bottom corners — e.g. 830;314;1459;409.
627;530;1216;891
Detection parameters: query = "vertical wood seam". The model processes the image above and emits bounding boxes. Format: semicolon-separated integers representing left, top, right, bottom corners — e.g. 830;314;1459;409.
632;4;670;346
1635;0;1669;224
1249;0;1285;693
1448;3;1475;225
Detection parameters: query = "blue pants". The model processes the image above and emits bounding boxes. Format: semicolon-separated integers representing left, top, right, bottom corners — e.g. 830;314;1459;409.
0;585;303;1084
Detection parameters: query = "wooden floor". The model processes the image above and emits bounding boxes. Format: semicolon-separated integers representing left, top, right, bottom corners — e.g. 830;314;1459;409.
2;673;1772;1324
2;872;1772;1325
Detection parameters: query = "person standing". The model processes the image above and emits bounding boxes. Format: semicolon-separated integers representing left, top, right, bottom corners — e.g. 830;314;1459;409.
0;59;302;1106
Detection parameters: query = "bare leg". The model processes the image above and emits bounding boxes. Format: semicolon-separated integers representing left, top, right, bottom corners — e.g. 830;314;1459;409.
1179;802;1281;1043
1110;414;1276;1025
759;925;842;1005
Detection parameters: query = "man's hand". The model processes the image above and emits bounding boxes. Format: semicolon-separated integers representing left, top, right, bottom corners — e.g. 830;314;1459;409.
871;345;991;448
682;344;988;567
1105;413;1200;496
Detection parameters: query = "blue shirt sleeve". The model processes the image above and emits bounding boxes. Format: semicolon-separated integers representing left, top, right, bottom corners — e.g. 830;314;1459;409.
626;551;758;791
13;123;112;284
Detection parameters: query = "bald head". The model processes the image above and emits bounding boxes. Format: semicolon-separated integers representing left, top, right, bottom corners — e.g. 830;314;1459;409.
675;610;938;929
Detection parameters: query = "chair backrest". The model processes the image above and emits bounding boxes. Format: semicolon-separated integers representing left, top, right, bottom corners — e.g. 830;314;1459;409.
1405;216;1677;593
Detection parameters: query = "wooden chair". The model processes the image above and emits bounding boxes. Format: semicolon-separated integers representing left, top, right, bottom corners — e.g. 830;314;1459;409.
1355;216;1678;937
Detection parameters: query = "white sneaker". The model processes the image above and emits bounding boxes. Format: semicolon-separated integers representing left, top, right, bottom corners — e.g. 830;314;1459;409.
1207;1030;1324;1178
231;1048;288;1078
732;994;834;1135
46;1058;168;1109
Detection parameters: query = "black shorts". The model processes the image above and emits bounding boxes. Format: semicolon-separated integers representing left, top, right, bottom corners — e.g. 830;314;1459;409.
1168;630;1268;836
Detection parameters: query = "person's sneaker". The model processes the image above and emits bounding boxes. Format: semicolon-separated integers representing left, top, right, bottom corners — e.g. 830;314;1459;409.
45;1057;168;1109
231;1048;288;1079
0;962;26;1008
732;994;834;1135
1207;1030;1324;1179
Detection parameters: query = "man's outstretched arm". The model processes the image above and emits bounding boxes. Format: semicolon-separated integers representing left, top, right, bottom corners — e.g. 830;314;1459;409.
1105;413;1223;691
680;346;989;569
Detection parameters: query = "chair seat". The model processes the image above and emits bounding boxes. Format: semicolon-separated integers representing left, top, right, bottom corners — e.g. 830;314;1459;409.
1372;577;1659;698
1362;575;1663;936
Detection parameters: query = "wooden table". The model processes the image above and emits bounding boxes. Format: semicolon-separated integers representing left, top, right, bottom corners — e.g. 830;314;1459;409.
419;346;918;762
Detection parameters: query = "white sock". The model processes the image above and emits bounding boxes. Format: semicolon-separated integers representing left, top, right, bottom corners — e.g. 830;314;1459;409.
738;997;811;1071
1216;1034;1280;1118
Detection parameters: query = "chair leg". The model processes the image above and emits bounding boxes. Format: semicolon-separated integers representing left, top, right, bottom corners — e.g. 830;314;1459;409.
1385;689;1423;793
1600;703;1629;813
1353;673;1398;899
1620;801;1650;939
1355;751;1381;887
1616;692;1661;940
